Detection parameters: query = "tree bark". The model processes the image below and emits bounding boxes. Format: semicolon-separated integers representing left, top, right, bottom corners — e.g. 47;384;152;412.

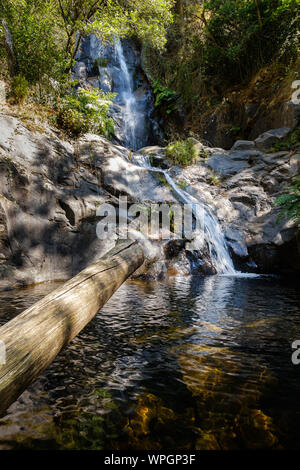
0;240;144;416
2;20;17;77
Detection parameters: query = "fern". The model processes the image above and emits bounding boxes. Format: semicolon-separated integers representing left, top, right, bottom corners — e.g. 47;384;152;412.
274;177;300;224
153;80;178;114
56;88;116;137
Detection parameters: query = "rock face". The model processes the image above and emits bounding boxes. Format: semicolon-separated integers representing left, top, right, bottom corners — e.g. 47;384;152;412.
196;96;300;150
0;110;298;289
169;132;300;274
0;113;174;289
254;127;291;151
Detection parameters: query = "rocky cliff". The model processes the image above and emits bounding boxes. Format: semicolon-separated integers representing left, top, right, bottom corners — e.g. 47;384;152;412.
0;109;299;291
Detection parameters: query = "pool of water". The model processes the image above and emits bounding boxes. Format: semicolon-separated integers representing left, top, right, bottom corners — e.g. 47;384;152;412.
0;275;299;450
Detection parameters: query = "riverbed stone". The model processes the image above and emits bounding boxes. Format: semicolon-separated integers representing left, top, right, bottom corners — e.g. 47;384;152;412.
207;153;250;177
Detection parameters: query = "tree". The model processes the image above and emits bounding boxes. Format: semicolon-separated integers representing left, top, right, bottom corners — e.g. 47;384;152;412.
0;0;174;81
55;0;174;69
0;0;65;83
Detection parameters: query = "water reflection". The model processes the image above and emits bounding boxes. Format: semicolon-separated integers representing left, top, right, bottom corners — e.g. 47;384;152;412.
0;276;299;449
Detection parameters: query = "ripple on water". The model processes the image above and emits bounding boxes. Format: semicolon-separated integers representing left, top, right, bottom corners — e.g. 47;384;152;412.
0;276;299;449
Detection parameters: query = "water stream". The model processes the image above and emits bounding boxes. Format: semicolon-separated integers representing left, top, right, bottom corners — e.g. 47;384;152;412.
133;153;236;274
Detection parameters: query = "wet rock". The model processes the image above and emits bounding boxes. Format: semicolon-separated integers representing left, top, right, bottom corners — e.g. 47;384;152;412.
173;125;300;274
138;146;170;169
77;135;175;202
225;228;248;258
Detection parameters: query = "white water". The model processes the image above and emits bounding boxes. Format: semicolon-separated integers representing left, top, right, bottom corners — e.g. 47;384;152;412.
113;40;242;276
114;39;144;150
133;153;237;274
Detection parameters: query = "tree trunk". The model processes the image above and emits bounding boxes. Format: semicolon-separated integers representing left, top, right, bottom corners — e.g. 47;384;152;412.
2;20;17;77
0;240;144;416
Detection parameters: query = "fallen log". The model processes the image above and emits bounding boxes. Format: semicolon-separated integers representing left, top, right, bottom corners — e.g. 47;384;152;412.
0;240;144;415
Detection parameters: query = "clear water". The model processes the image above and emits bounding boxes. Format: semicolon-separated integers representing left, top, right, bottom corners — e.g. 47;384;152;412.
0;276;300;450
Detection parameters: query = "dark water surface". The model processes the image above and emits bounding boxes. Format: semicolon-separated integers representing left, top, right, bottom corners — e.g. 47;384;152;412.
0;275;300;450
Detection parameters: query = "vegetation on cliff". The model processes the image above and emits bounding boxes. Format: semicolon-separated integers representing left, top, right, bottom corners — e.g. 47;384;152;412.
0;0;174;135
143;0;299;140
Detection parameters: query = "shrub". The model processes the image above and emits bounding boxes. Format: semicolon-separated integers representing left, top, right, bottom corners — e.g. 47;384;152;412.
56;88;116;137
11;74;29;103
275;177;300;224
0;0;65;85
208;174;221;186
166;139;200;166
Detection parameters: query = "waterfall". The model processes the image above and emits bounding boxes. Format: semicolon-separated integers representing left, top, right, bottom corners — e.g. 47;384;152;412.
78;36;238;274
132;154;236;275
114;39;141;150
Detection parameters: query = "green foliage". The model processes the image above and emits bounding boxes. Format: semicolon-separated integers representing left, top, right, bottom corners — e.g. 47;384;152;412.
275;177;300;224
202;0;299;81
166;138;200;166
11;74;29;103
208;173;221;186
269;126;300;152
0;0;66;85
153;80;178;114
56;88;116;137
143;0;299;114
0;0;173;103
56;0;174;67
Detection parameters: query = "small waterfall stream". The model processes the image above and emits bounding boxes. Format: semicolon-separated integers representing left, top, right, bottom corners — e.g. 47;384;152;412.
114;39;141;150
133;153;236;274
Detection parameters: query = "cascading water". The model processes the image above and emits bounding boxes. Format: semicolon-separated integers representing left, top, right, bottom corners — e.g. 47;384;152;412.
107;40;236;274
75;35;161;150
113;39;141;150
133;154;236;275
75;35;238;274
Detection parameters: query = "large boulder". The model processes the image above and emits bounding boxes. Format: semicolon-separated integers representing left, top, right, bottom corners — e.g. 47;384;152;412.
254;127;291;151
207;151;250;177
0;114;184;289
